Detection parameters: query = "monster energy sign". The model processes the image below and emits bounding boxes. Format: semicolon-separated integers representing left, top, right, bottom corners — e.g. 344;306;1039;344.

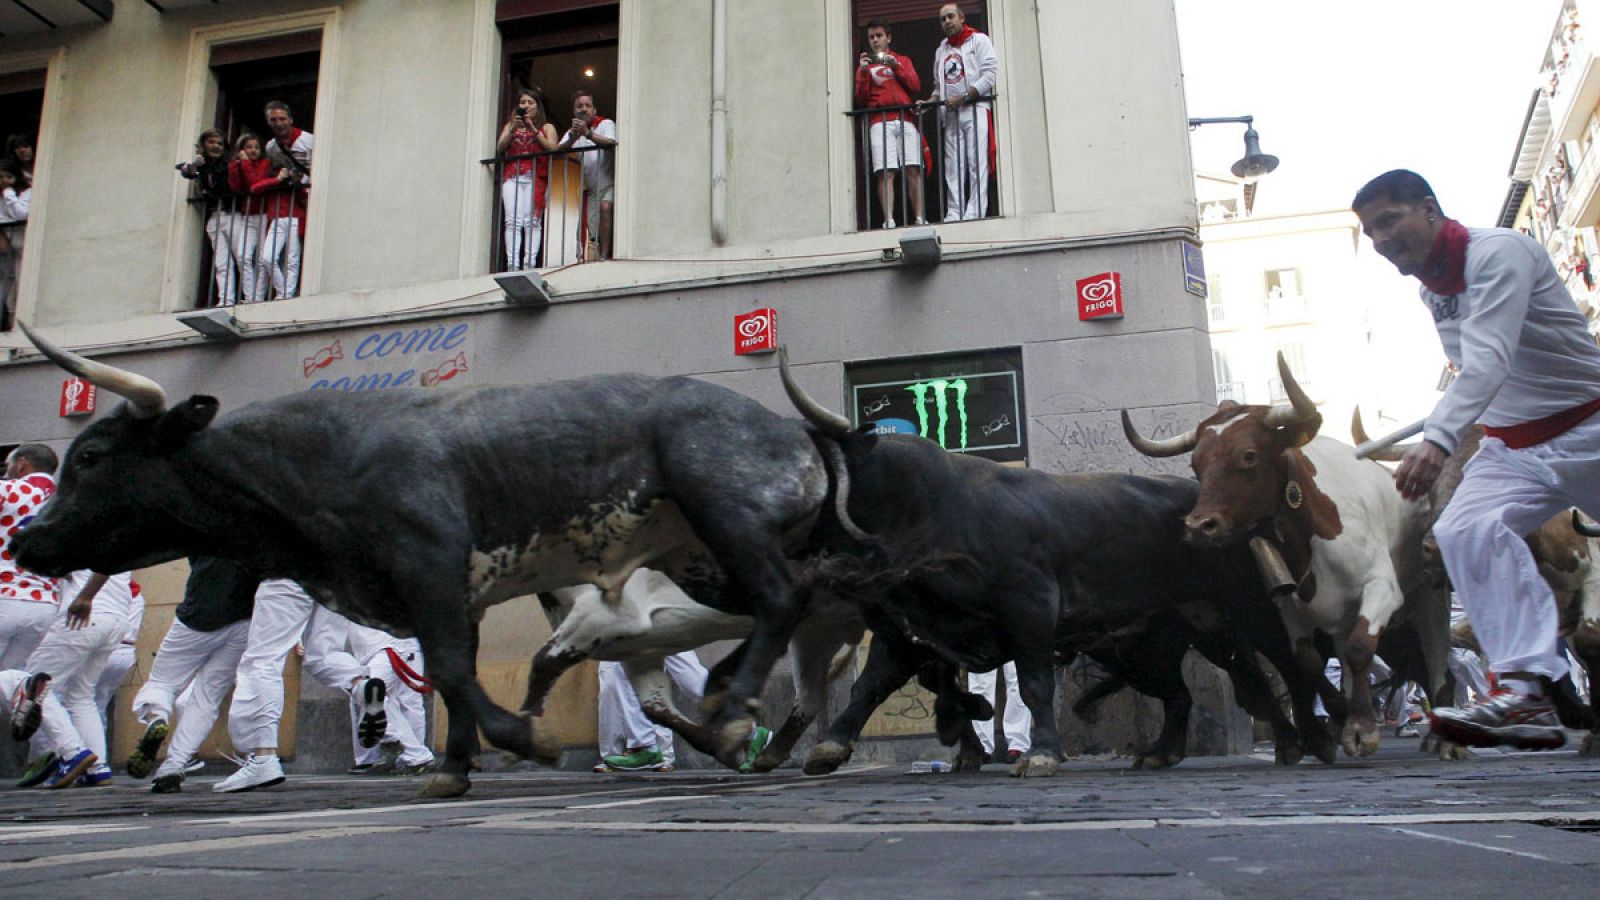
851;369;1022;458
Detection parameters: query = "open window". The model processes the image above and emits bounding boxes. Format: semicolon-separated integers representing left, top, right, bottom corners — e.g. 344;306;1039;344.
847;1;998;232
492;1;619;272
0;68;43;331
188;31;321;309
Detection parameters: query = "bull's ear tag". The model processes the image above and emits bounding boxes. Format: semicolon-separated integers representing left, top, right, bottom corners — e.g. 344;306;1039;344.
1284;480;1304;510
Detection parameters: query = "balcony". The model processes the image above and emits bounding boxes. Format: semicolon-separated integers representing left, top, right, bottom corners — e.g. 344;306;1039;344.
1553;42;1600;144
1561;139;1600;229
1216;380;1246;404
844;97;1001;231
1263;292;1313;325
481;143;615;273
0;220;21;331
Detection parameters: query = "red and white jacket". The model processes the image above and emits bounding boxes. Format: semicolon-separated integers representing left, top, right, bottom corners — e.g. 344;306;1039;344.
0;472;56;604
854;51;922;127
933;27;998;110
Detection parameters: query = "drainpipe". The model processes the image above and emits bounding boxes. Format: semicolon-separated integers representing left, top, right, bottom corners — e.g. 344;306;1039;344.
710;0;729;245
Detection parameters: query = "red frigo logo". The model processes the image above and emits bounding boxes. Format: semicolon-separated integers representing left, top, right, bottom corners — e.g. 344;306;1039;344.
59;378;96;417
1076;272;1124;321
734;308;778;356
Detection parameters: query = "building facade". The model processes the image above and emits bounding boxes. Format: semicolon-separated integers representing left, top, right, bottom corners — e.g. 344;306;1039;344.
0;0;1237;768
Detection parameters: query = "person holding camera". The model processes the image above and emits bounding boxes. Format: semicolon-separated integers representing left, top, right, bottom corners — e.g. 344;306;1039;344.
255;101;312;300
855;18;925;230
497;87;560;271
557;90;617;261
178;129;242;304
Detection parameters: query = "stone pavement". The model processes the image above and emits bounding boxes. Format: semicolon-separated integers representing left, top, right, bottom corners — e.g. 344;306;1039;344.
0;737;1595;897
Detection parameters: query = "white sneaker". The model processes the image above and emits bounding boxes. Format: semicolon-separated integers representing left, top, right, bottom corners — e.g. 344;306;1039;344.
213;754;286;793
883;218;897;229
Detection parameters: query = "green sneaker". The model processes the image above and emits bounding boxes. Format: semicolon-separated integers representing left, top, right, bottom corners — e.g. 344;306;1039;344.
602;746;665;771
738;726;773;774
126;720;171;779
16;751;57;788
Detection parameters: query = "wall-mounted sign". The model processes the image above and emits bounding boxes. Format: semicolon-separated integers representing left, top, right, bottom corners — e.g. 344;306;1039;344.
59;378;96;417
1182;242;1207;298
734;308;777;356
847;347;1026;463
1076;271;1124;321
303;322;474;392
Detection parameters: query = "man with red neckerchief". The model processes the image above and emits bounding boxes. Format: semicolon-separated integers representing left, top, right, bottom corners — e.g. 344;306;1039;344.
1353;169;1600;750
929;3;997;223
0;444;60;671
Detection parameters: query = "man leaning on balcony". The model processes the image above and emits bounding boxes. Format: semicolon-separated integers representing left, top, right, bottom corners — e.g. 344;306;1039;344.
257;100;313;300
557;90;616;262
929;3;997;223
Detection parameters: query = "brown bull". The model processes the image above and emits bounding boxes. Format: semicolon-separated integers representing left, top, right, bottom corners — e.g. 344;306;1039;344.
1122;355;1448;759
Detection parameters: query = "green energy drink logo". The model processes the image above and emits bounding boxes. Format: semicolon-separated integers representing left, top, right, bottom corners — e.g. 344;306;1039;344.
907;378;968;449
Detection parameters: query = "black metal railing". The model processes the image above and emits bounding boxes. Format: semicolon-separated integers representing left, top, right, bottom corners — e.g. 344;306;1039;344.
480;143;614;273
845;94;999;232
189;189;308;308
0;220;23;331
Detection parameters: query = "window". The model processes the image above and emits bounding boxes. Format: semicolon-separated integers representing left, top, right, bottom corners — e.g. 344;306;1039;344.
1264;267;1302;299
1213;349;1243;404
1268;341;1311;402
189;32;322;308
1264;266;1310;321
846;347;1025;464
1206;274;1227;325
847;1;998;231
493;2;619;271
0;67;43;332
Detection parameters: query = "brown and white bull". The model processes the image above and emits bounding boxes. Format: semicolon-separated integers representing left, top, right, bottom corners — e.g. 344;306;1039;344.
1122;355;1449;757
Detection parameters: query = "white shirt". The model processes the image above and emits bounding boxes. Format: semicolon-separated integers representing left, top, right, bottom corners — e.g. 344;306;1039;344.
574;117;616;194
933;30;999;110
1422;227;1600;453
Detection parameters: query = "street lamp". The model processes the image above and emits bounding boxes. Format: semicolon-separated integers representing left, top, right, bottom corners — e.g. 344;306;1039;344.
1188;115;1279;182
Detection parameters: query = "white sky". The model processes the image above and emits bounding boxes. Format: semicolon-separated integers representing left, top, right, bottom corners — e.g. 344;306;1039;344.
1175;0;1567;428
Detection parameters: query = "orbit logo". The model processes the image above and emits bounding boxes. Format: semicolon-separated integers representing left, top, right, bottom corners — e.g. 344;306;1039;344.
1076;271;1124;321
59;377;96;418
733;308;777;356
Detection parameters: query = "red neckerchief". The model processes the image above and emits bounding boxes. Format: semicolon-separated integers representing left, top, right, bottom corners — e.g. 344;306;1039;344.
589;115;608;130
947;24;976;47
1419;218;1470;296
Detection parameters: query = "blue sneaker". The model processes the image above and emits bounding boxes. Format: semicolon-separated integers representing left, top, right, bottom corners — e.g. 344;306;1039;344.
78;765;113;787
44;749;98;790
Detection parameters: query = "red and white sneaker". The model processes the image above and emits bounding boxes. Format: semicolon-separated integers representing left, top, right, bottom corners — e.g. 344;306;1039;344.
9;672;50;741
1429;688;1565;750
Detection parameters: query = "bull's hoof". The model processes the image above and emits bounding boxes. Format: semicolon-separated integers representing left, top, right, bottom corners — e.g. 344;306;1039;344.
417;772;471;799
1274;739;1304;767
1009;753;1060;778
1131;751;1181;771
1341;720;1379;758
1581;733;1600;758
1433;738;1472;761
750;747;785;773
803;740;853;775
952;747;986;772
714;718;756;770
1305;728;1338;765
527;715;562;767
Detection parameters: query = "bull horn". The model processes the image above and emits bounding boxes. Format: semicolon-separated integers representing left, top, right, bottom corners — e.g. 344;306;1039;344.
1350;406;1407;462
778;346;853;437
19;321;168;419
1120;409;1197;458
1263;351;1322;437
1575;510;1600;538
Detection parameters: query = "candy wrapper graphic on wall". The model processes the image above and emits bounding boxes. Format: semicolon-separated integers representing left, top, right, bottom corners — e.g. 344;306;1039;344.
1076;272;1124;321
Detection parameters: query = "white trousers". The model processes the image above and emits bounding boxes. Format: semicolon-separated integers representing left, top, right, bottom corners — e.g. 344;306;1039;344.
1434;414;1600;680
25;609;127;763
597;651;707;765
228;580;364;752
1448;647;1492;706
0;668;85;757
351;639;433;767
133;619;249;770
204;210;241;303
941;104;990;222
259;216;302;300
229;213;267;303
502;173;544;271
93;643;136;730
968;662;1032;754
0;600;56;670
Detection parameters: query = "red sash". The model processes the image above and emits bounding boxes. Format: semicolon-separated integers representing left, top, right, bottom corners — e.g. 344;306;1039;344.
1483;396;1600;448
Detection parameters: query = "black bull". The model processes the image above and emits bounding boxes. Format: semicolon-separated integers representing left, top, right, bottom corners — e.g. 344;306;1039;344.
12;326;841;797
786;419;1335;775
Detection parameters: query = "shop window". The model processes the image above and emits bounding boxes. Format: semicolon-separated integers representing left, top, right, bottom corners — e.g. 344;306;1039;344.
846;347;1025;464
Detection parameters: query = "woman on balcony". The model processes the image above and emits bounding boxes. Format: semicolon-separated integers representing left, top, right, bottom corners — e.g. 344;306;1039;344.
497;87;559;271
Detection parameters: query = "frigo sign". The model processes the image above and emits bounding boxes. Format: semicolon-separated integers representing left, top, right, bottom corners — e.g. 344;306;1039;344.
301;321;474;391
